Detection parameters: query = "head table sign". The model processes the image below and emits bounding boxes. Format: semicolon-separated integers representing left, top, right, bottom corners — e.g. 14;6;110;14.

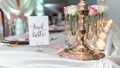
28;16;49;46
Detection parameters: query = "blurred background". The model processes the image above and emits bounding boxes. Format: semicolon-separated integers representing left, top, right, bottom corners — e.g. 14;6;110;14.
0;0;120;37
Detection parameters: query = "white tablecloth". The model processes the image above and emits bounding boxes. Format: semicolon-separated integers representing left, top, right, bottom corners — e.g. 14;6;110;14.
0;50;119;68
0;23;120;68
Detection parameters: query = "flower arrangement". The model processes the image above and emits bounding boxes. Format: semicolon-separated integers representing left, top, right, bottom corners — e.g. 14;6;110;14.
64;5;108;24
64;5;77;15
90;5;108;14
64;4;110;50
64;5;108;16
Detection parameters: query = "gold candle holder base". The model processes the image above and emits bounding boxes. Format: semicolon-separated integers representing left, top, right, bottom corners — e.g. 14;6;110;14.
59;44;105;60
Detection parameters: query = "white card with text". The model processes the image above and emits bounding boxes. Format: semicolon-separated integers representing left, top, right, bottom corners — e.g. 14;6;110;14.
28;16;49;46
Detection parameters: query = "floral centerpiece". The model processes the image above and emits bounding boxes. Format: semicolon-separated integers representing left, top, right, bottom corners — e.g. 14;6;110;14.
64;5;108;16
53;0;113;60
64;5;110;50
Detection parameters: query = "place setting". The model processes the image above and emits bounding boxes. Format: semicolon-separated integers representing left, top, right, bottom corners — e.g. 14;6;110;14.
1;34;29;44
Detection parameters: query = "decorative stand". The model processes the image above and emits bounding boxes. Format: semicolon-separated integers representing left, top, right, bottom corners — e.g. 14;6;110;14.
59;0;105;60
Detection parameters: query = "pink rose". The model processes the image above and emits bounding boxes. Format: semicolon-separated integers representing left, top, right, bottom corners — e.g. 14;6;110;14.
88;6;99;16
63;7;67;14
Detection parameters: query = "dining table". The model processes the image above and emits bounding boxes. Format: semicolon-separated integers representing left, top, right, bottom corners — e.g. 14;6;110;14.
0;23;120;68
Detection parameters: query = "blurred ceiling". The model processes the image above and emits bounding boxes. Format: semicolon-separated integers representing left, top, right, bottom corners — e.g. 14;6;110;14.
44;0;68;15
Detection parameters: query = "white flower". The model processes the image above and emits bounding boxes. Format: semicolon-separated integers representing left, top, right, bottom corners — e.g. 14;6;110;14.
66;5;77;15
65;5;108;15
90;5;109;14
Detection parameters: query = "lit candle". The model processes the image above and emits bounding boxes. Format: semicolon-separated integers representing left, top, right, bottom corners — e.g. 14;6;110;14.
104;26;109;33
96;39;106;50
104;20;113;33
99;32;107;40
106;19;113;28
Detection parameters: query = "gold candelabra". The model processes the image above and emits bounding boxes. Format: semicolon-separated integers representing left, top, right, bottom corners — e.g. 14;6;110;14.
59;0;105;60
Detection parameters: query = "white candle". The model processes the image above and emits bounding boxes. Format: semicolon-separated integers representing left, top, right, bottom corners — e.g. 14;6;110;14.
99;32;107;40
106;19;113;28
104;26;109;33
96;39;106;50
